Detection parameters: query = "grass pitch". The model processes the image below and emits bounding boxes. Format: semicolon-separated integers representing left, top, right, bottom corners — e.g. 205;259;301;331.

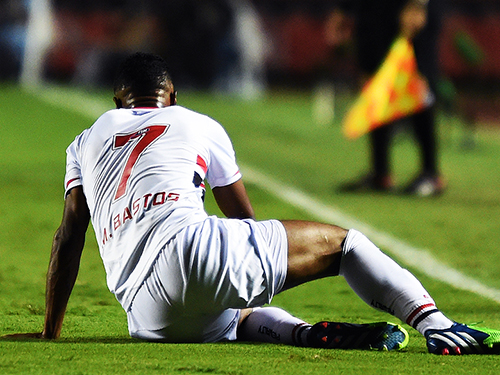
1;84;500;374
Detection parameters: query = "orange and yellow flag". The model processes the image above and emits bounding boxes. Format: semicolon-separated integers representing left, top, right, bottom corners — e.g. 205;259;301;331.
343;37;433;139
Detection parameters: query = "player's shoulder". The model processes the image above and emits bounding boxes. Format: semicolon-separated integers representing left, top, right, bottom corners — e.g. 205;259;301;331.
96;108;129;122
72;109;123;144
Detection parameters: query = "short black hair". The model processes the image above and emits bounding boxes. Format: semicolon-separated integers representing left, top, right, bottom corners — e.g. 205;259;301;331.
113;52;172;95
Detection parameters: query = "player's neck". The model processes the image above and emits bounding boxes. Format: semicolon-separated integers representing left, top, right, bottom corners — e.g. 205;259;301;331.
128;97;168;109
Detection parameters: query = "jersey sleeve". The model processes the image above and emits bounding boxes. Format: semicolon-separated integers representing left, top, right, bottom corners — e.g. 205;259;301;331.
64;136;83;197
205;123;242;188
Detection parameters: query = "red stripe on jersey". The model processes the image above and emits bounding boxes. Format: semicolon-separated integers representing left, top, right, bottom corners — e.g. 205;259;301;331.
196;155;208;174
66;178;80;189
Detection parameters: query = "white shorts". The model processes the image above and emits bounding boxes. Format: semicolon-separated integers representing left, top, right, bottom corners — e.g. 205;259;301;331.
127;216;288;343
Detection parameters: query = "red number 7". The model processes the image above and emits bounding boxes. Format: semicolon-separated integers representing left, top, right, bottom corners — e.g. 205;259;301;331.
112;125;169;201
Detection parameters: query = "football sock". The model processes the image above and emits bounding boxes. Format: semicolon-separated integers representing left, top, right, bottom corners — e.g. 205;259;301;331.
405;302;455;335
339;229;453;336
238;306;311;346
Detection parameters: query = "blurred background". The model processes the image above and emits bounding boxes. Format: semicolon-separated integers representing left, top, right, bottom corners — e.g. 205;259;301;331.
1;0;500;125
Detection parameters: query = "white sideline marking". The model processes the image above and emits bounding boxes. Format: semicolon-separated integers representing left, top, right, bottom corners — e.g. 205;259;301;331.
37;85;112;118
34;86;500;304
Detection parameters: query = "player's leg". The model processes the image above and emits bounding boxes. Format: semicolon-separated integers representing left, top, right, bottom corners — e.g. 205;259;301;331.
281;222;453;334
238;221;409;350
237;306;408;351
237;306;310;346
339;126;394;192
403;0;446;196
337;228;453;333
280;220;347;290
370;125;393;184
403;107;446;196
233;221;406;350
284;222;500;354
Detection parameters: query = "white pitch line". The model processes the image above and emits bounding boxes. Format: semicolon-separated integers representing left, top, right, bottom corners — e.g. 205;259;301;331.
35;85;112;118
241;165;500;304
33;85;500;304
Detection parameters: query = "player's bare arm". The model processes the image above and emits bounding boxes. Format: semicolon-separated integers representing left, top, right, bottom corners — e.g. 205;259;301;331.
4;187;90;340
42;186;90;339
212;179;255;219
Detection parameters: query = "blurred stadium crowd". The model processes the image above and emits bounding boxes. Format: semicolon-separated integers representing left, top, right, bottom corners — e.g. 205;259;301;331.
1;0;500;115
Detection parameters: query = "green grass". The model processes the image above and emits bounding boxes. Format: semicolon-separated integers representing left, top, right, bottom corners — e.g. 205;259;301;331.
1;84;500;374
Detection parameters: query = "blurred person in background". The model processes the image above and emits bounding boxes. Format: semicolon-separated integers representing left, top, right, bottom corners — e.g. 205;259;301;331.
0;0;28;80
222;0;268;99
342;0;445;197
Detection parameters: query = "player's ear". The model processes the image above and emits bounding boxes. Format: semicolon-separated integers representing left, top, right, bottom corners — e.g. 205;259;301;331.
113;97;123;109
170;91;177;106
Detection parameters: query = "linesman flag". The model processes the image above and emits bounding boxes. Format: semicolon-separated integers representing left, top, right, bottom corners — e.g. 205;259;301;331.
343;36;433;139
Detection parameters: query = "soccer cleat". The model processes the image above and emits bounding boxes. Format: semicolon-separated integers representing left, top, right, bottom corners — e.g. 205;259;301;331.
307;321;409;351
403;173;446;197
425;322;500;355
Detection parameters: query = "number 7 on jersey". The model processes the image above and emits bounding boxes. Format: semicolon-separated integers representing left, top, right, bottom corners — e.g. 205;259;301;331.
112;125;169;201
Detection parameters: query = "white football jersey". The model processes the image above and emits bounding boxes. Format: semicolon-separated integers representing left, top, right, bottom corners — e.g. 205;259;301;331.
64;105;242;310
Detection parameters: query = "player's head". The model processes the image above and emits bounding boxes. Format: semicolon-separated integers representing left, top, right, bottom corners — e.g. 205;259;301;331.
113;52;176;109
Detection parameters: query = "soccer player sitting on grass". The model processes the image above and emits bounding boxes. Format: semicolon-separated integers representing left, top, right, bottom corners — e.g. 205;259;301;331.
4;53;500;355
